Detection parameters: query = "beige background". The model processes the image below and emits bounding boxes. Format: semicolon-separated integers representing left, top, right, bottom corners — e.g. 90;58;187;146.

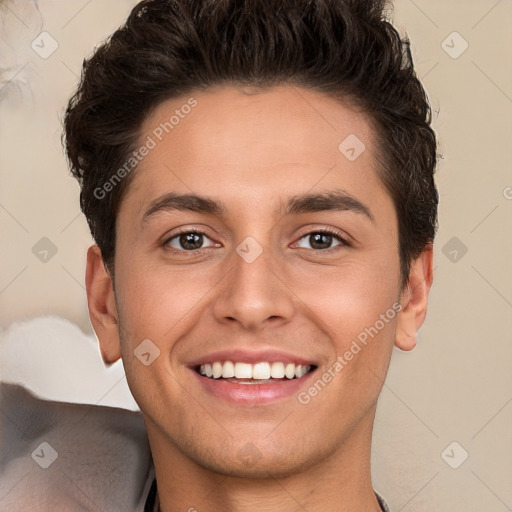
0;1;511;510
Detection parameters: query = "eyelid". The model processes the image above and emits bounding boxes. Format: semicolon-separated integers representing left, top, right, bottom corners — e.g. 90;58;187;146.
292;228;352;253
294;225;353;246
162;225;353;253
162;227;218;251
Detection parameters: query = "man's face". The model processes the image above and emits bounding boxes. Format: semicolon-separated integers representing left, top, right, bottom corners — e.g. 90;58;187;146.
105;85;405;476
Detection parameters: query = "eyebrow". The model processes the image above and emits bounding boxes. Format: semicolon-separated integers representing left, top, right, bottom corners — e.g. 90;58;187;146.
141;189;374;225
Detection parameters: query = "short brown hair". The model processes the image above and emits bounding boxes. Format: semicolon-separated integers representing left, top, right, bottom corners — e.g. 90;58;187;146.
64;0;439;286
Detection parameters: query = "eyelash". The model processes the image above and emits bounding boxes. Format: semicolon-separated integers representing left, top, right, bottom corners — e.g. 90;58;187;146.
162;227;351;253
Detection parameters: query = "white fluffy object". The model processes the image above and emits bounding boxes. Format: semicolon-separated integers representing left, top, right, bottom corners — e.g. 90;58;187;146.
0;315;139;411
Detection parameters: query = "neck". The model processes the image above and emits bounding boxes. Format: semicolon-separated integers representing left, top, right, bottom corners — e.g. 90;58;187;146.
146;407;382;512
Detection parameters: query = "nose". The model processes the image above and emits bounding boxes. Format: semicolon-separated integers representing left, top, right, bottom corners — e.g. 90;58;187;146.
212;244;295;331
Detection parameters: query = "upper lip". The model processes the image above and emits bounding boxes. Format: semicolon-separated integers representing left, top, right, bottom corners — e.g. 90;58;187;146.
187;348;317;368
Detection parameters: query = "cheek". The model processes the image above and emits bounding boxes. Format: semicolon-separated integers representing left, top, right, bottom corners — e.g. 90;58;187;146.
291;254;400;395
113;258;199;412
295;266;400;420
114;254;214;347
293;254;400;329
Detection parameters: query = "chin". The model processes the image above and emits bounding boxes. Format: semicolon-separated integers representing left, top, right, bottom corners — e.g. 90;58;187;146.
189;442;326;480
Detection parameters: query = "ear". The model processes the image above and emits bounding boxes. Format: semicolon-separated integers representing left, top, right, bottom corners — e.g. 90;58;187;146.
85;245;122;365
395;244;434;351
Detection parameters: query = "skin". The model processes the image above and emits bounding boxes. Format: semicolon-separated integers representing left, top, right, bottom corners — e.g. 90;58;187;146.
86;85;433;512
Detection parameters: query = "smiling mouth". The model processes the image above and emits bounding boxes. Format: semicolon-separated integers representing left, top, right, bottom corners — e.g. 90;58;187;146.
195;361;316;384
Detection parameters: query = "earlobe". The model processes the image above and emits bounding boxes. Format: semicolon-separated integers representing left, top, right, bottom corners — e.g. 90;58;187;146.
85;245;122;365
395;245;434;351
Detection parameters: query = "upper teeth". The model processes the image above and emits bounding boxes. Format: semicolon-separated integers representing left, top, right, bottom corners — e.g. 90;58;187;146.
199;361;311;380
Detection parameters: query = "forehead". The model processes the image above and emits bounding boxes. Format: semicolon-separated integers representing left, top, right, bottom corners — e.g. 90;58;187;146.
125;84;387;213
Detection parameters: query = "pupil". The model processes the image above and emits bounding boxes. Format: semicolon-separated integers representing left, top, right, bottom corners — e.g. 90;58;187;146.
180;232;203;250
177;233;333;250
310;233;332;250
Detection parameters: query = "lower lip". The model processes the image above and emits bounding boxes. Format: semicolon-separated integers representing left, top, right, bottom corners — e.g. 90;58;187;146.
190;368;316;405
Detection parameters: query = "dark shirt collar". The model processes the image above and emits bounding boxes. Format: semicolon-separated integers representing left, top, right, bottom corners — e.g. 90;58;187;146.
145;479;391;512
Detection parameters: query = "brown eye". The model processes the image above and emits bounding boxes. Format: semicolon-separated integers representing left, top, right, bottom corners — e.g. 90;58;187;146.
165;231;215;251
296;230;347;251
